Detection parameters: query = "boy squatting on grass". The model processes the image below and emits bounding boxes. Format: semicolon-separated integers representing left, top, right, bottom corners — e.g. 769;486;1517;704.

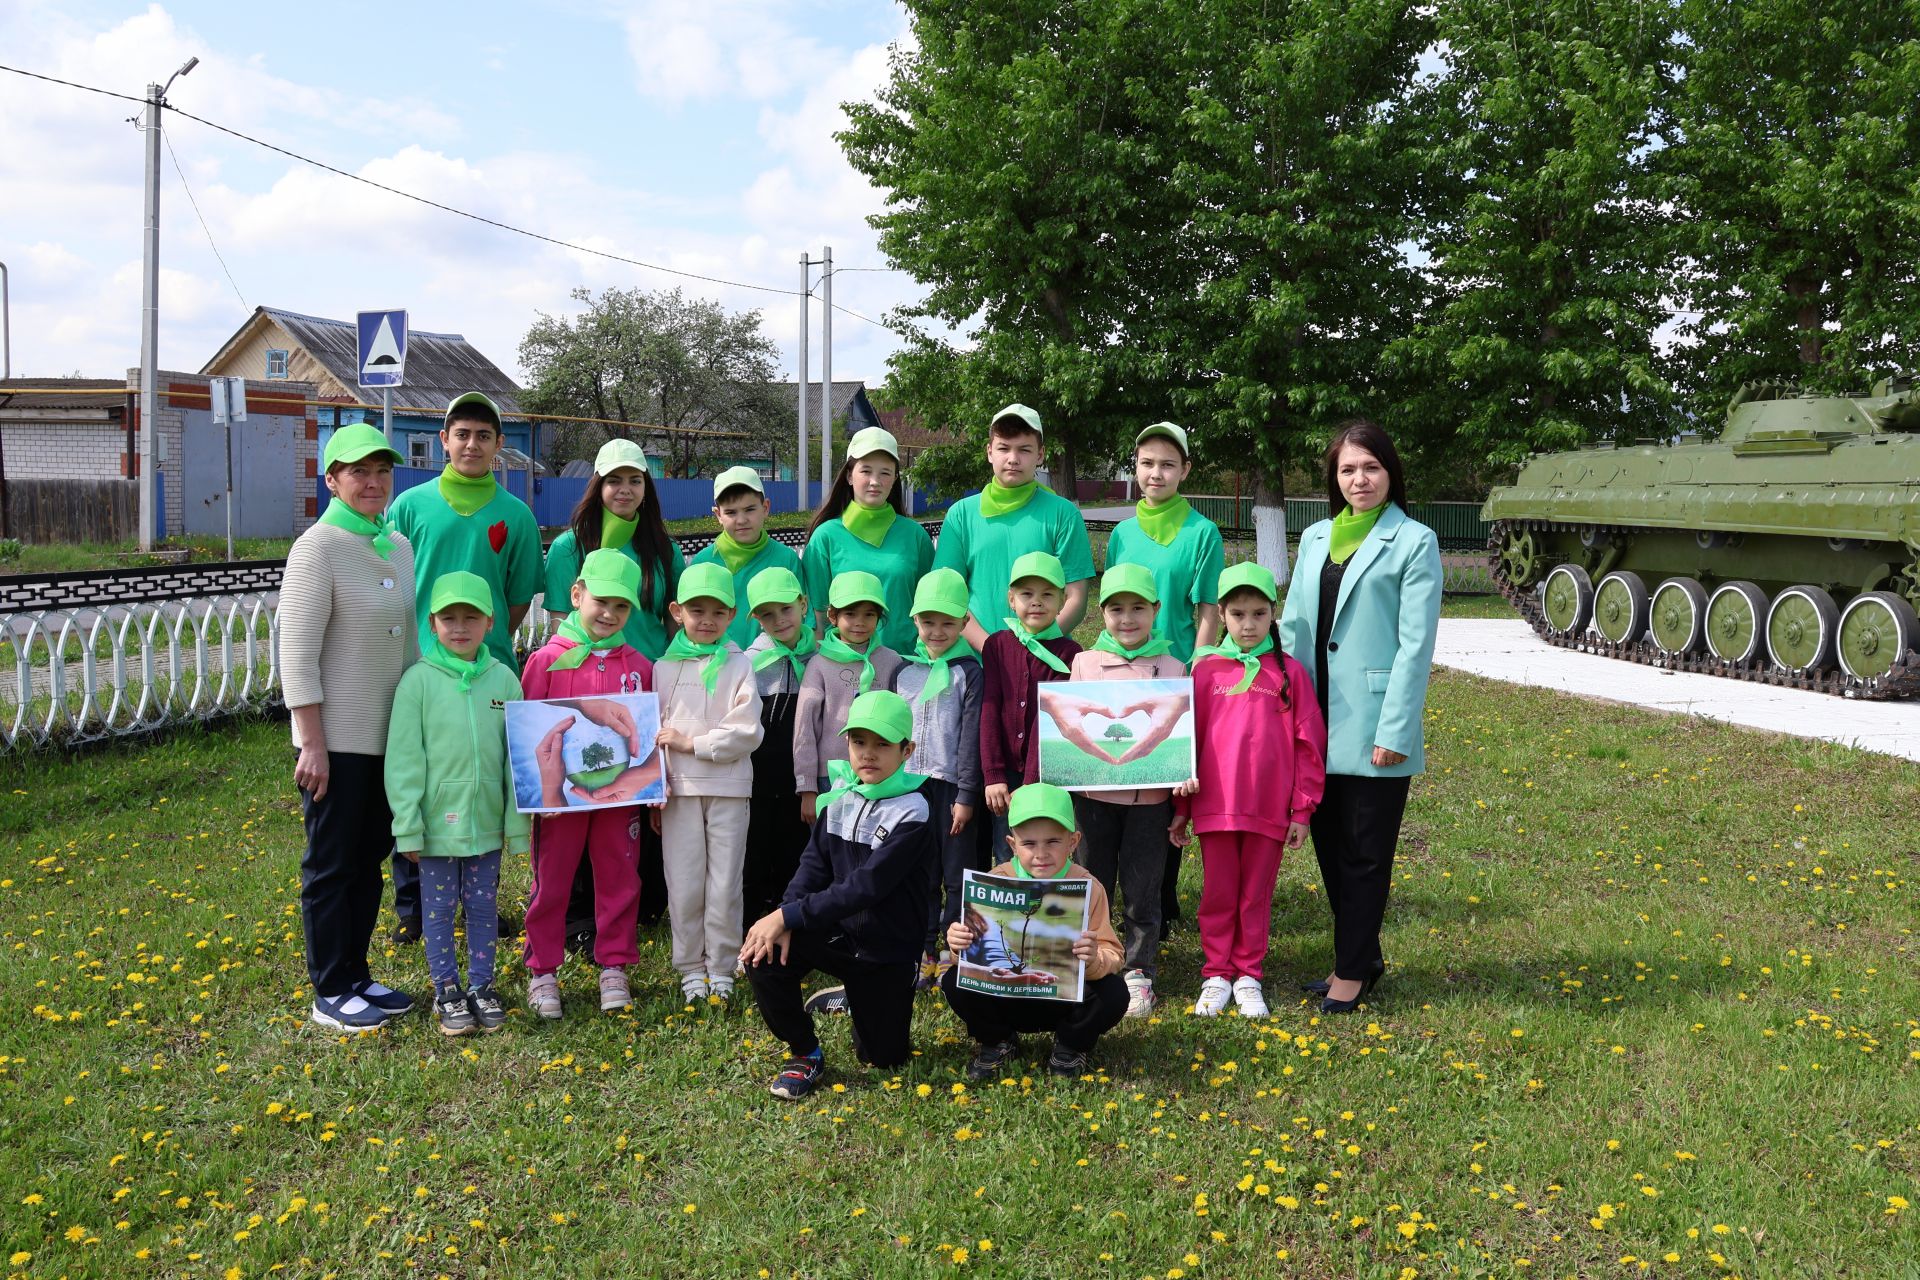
382;570;530;1036
887;566;984;988
793;571;904;823
519;548;655;1020
742;690;935;1100
653;561;764;1005
941;782;1127;1080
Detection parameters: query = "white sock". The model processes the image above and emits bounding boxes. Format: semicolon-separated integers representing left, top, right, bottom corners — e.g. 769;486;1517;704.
328;995;373;1015
359;981;395;997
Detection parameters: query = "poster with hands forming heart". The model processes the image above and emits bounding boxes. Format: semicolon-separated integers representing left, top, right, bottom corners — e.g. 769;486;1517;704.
1036;679;1195;793
506;693;667;813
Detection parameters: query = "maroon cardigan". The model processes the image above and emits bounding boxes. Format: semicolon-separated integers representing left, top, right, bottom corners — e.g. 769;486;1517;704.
979;628;1084;790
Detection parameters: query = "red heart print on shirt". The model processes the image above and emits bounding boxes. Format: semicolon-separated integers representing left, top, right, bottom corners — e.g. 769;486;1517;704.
488;520;507;553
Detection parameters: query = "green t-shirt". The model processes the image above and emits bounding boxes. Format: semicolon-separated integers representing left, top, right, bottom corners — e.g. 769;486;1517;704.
1106;508;1227;663
930;489;1096;634
801;515;935;653
688;535;804;649
388;480;543;671
541;528;685;661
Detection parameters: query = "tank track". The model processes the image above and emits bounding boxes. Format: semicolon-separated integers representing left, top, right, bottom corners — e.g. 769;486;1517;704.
1487;519;1920;701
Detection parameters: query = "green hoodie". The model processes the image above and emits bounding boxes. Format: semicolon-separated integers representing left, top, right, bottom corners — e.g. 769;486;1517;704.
383;658;531;858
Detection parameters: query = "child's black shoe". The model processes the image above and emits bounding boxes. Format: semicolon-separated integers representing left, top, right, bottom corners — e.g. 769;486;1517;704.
1047;1041;1090;1078
466;984;506;1032
435;983;475;1036
769;1050;825;1100
965;1038;1019;1082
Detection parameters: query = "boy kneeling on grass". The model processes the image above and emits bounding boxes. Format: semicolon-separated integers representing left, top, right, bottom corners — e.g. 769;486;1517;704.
942;782;1126;1080
741;690;934;1100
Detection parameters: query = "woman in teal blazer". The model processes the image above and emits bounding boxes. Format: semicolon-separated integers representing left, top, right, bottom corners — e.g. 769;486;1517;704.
1279;420;1441;1013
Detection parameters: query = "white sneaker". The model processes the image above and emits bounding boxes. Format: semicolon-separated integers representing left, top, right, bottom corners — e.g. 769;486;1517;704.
1193;976;1232;1017
1231;976;1269;1019
598;967;632;1012
708;976;734;1003
680;974;710;1004
1123;969;1156;1019
527;972;562;1021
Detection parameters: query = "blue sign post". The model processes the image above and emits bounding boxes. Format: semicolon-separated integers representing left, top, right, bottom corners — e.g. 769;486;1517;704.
357;308;408;442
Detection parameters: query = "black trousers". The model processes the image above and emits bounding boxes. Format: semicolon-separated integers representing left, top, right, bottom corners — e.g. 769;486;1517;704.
300;751;393;998
1309;772;1412;981
743;789;811;931
939;967;1128;1054
390;846;420;922
745;929;916;1068
1074;795;1172;974
1161;837;1184;925
920;777;983;950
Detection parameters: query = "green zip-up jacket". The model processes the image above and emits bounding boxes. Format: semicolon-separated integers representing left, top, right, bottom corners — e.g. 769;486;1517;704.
383;658;531;859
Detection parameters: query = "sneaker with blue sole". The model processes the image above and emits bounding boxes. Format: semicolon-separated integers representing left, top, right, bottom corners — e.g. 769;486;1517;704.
311;993;392;1030
353;980;415;1016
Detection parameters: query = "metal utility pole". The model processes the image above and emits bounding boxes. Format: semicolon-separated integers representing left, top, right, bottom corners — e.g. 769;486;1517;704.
797;253;811;510
1;260;11;378
136;56;197;551
819;245;833;486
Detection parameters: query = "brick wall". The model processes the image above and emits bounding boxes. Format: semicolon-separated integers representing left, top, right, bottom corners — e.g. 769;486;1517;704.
1;421;128;480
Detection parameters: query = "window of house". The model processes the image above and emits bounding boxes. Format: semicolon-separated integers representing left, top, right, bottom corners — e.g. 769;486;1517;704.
408;436;432;467
265;349;289;379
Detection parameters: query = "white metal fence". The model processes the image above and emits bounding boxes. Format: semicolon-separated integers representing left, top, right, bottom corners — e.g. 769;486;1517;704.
1;597;563;753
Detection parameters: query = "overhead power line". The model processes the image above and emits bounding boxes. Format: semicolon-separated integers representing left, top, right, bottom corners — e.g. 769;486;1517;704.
162;130;249;315
0;62;147;104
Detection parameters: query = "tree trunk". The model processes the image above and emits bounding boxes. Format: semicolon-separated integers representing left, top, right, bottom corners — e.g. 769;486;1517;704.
1784;270;1824;366
1253;468;1290;589
1053;432;1080;503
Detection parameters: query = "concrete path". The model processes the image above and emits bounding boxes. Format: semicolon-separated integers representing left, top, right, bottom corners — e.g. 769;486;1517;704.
1432;618;1920;764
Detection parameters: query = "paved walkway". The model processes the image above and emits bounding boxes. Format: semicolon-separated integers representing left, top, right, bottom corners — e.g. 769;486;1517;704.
1432;618;1920;763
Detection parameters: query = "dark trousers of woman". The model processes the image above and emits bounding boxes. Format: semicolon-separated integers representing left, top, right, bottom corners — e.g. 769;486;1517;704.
299;752;393;998
939;967;1129;1054
1309;773;1412;981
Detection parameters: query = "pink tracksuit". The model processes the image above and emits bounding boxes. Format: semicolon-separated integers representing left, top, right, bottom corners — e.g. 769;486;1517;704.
520;635;653;975
1182;647;1327;980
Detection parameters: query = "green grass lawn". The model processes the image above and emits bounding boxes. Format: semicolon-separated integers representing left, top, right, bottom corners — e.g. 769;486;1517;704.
1039;736;1194;791
2;672;1916;1279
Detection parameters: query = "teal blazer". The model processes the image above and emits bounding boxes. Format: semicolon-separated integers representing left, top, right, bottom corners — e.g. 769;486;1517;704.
1278;503;1442;777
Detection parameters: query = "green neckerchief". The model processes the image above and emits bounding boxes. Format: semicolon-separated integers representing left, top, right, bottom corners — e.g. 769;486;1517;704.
1011;853;1071;881
1133;494;1191;546
979;478;1040;518
1003;617;1071;674
663;630;731;693
1193;634;1275;695
317;497;394;560
816;757;928;813
1093;630;1172;661
713;528;769;573
752;626;818;682
437;465;497;518
422;639;494;692
818;627;880;693
601;508;639;553
547;612;627;672
904;636;978;704
840;501;897;547
1329;502;1385;564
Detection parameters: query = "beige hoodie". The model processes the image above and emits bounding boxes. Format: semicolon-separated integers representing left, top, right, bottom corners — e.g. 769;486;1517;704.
654;645;764;798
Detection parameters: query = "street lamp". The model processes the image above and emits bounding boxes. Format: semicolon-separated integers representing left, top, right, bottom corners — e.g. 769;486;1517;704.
136;55;198;550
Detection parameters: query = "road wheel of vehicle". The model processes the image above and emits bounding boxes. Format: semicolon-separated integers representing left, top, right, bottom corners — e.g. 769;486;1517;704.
1765;585;1839;674
1835;590;1920;680
1593;571;1650;645
1649;577;1708;655
1705;581;1768;663
1542;564;1593;636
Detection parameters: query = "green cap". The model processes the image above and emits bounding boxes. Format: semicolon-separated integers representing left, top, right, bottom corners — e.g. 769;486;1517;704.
676;561;736;608
846;426;900;462
746;566;805;612
828;570;888;612
1008;551;1066;590
428;570;495;618
1217;561;1279;603
840;689;914;743
578;547;641;606
1135;421;1190;457
713;465;764;499
594;438;650;476
910;567;969;619
991;403;1043;437
322;423;402;471
1099;562;1159;605
444;391;503;431
1007;782;1076;833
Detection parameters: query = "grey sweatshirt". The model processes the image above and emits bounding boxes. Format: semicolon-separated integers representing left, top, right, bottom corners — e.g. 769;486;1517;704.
888;657;984;807
793;644;904;792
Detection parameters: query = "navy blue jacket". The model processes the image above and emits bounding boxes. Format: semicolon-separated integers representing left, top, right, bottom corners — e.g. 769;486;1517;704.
780;780;934;964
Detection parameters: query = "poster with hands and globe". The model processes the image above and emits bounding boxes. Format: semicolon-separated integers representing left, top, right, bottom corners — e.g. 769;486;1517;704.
1036;679;1195;793
506;694;667;813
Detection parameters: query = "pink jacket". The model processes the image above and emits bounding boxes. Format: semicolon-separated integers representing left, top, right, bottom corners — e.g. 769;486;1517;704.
522;635;652;702
1182;649;1326;844
1066;647;1188;805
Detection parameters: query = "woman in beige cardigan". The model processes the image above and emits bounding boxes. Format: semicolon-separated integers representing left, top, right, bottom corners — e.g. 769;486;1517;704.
280;424;417;1030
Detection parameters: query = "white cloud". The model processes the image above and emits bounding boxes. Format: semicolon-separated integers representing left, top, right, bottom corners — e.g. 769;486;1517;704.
619;0;827;105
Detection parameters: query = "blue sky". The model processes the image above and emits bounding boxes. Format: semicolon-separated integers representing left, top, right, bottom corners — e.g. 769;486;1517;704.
0;0;921;386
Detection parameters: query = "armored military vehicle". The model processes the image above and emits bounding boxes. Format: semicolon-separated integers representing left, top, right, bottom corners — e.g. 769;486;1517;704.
1482;379;1920;698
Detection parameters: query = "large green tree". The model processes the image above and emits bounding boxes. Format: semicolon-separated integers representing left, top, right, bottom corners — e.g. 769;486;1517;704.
1659;0;1920;423
1389;0;1678;487
519;287;787;478
839;0;1187;498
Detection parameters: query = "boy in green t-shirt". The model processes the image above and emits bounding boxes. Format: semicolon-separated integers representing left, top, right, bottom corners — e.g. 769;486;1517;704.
930;404;1096;649
1104;422;1226;663
688;466;802;649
